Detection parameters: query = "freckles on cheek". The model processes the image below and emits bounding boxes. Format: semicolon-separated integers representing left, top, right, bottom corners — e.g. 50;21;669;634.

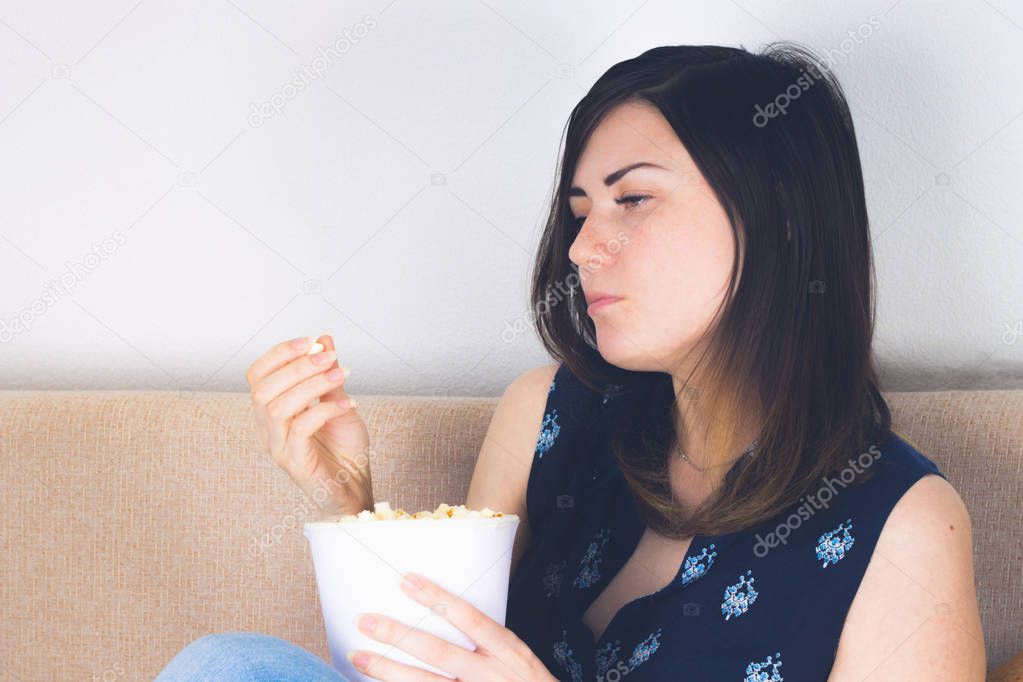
642;253;721;326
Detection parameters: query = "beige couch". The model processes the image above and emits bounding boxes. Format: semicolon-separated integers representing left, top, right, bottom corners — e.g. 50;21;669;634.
1;387;1020;680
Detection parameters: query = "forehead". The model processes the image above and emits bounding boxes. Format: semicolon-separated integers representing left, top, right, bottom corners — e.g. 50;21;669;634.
571;101;692;184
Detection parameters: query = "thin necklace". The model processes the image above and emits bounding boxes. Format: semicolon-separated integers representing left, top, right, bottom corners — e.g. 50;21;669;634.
675;438;759;473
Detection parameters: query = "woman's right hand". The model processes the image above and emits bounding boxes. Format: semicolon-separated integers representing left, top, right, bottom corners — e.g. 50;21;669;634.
246;333;374;517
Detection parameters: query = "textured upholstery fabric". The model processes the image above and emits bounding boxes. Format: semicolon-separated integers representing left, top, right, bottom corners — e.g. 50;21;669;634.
991;651;1023;682
0;388;1019;680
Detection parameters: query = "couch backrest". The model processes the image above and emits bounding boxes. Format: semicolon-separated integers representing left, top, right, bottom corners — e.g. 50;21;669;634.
0;388;1019;679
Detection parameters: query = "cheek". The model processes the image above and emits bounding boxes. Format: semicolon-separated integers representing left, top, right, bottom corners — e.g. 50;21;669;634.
637;214;733;302
627;210;735;337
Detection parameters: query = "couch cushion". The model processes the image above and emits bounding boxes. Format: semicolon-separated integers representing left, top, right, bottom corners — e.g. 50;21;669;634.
0;388;1019;679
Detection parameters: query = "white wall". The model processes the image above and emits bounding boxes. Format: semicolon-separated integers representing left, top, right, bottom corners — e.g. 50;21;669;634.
1;0;1020;395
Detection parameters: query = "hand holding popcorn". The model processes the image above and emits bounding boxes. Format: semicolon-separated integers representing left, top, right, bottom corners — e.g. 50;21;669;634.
246;334;373;517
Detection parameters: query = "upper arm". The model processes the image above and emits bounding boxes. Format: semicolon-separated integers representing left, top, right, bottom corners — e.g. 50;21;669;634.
466;363;559;578
828;474;987;681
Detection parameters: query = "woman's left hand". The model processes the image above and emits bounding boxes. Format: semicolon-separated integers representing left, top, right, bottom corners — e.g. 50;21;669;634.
348;572;558;681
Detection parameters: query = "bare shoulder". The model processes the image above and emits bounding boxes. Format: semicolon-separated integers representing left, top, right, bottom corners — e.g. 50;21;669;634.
466;363;559;573
828;474;987;680
488;363;560;453
506;363;560;398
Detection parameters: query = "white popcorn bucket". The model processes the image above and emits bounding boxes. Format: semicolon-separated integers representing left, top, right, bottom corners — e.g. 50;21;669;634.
304;513;520;681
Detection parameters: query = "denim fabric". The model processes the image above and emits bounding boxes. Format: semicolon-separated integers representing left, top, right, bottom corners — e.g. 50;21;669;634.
154;632;350;681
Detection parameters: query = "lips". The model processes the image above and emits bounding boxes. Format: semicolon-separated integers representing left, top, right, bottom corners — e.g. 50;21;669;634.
583;291;619;306
586;296;621;312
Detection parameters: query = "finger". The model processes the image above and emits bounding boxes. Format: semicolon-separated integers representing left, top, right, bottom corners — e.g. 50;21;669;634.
245;335;319;388
317;333;346;403
353;614;479;681
289;396;357;446
261;361;350;456
251;348;338;452
252;345;338;412
398;574;519;661
347;648;452;682
266;362;350;424
247;336;323;434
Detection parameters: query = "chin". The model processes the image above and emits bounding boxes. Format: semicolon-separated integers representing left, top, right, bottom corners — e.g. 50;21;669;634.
593;324;664;373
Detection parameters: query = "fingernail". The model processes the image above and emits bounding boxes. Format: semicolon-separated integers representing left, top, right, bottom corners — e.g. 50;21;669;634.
311;350;336;366
347;651;369;669
356;614;377;632
341;366;351;379
305;342;325;355
400;573;424;591
326;368;345;382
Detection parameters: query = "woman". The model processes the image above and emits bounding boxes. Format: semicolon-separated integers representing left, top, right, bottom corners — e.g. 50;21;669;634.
157;42;985;681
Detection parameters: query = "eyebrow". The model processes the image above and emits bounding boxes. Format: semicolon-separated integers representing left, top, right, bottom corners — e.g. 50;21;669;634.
568;162;670;197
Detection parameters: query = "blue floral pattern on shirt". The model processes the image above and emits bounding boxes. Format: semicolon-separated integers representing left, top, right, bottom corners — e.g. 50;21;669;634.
594;639;621;678
573;527;611;589
535;409;561;459
816;518;855;567
626;628;663;668
722;569;758;621
551;627;582;682
594;628;663;681
680;543;717;586
542;559;567;599
743;651;784;681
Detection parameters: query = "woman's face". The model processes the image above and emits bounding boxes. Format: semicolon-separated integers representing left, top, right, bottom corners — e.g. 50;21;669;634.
567;100;740;376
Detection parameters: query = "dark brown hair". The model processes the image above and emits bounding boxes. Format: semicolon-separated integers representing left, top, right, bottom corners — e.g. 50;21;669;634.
530;42;892;538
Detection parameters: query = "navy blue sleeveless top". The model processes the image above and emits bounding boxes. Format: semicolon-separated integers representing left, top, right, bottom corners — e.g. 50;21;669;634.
505;362;948;681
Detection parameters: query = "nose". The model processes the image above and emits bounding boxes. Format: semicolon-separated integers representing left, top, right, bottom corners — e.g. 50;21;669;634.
568;214;619;278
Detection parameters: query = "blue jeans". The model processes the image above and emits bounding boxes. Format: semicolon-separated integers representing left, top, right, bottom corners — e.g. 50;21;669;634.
155;632;350;681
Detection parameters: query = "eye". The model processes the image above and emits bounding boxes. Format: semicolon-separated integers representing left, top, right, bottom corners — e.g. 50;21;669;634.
571;195;650;229
615;194;650;208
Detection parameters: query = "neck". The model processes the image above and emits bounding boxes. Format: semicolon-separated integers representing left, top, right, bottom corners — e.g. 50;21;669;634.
669;374;761;487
